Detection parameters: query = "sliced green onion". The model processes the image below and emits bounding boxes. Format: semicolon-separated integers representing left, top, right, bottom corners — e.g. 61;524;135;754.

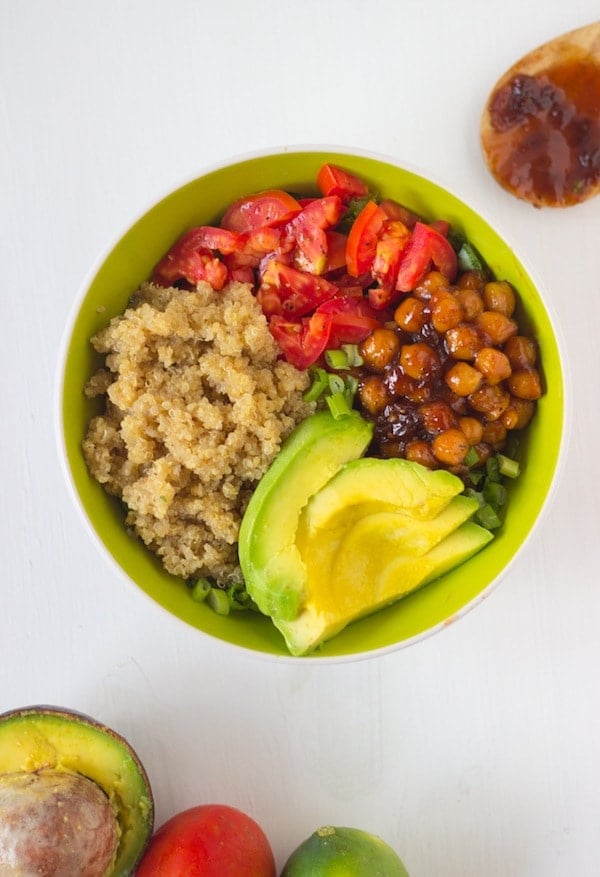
326;391;352;419
328;374;346;395
476;503;501;529
206;588;231;615
304;367;329;402
457;241;487;274
190;578;211;603
486;456;501;483
344;375;359;407
341;344;364;367
464;446;480;468
325;348;350;370
497;454;521;479
483;480;507;510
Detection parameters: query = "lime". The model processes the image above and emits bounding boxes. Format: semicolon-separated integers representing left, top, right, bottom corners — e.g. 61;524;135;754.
280;825;409;876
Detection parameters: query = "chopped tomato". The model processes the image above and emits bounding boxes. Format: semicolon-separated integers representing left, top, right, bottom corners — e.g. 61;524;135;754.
379;198;421;228
318;295;380;347
220;189;302;233
285;196;343;274
395;221;458;292
317;163;370;201
429;219;450;236
369;220;412;308
224;227;282;269
260;261;339;317
346;200;387;277
323;231;348;273
269;311;332;369
152;229;228;289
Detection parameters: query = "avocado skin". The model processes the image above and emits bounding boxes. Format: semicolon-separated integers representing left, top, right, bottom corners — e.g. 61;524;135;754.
0;705;154;875
238;411;373;620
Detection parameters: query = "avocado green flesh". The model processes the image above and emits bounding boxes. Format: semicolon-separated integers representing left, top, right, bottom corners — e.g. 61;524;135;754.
0;708;153;875
276;522;493;657
238;411;373;620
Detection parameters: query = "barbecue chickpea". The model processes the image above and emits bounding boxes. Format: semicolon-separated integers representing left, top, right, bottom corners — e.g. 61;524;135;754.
405;439;438;469
445;325;483;360
458;416;484;445
359;327;400;372
431;292;462;332
481;420;507;447
476;310;518;344
413;270;451;301
444;362;483;396
432;428;470;466
474;347;512;385
394;296;426;332
502;398;535;430
400;342;441;380
359;375;389;415
457;270;486;291
504;335;537;368
455;288;485;321
483;280;516;316
468;385;511;420
418;400;457;434
506;367;543;400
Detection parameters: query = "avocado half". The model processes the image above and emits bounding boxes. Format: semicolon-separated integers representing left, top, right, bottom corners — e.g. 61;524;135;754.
0;705;154;875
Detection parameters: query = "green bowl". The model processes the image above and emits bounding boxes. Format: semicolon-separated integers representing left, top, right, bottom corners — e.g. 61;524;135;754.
56;147;567;662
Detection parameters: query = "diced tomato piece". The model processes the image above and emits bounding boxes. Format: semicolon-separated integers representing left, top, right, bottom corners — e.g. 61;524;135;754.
318;295;380;348
316;163;370;201
269;311;332;369
284;196;343;274
260;261;339;317
323;231;348;273
152;229;228;290
369;220;412;308
429;219;450;236
220;189;302;233
395;221;458;293
346;200;387;277
223;226;282;270
175;226;243;255
379;198;421;228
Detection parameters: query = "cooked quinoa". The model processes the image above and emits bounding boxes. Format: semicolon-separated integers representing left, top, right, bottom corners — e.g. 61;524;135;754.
83;280;314;585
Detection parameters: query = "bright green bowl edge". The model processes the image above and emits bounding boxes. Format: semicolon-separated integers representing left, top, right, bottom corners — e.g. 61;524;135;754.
58;148;566;662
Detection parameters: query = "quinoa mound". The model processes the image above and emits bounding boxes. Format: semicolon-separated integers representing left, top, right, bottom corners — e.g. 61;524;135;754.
83;280;314;585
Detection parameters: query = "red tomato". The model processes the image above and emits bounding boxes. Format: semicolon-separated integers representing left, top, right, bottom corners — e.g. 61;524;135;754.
316;163;370;201
261;260;339;317
379;198;421;228
220;190;302;233
345;200;387;277
135;804;275;877
395;221;458;292
285;196;343;274
318;295;380;347
323;230;348;273
269;310;333;369
369;219;412;308
152;229;228;290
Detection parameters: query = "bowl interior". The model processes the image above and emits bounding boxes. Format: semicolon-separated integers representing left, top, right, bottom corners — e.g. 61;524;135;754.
60;149;565;660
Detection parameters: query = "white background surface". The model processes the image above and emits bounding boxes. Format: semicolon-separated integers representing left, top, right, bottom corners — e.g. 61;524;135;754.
2;1;599;874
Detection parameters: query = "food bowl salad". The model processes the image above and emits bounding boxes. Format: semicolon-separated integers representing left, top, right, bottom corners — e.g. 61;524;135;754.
58;148;565;661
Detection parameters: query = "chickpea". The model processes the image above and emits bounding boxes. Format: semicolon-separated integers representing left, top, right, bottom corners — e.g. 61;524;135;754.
455;288;485;321
359;327;400;372
458;416;484;445
457;270;486;291
359;375;389;415
481;420;507;448
394;296;426;332
413;270;451;301
468;385;511;421
444;362;484;396
399;342;441;380
501;398;535;430
432;428;470;466
405;440;438;469
445;325;483;360
504;335;537;368
418;400;457;434
431;292;462;332
483;280;516;316
474;347;512;385
506;367;543;400
476;310;518;345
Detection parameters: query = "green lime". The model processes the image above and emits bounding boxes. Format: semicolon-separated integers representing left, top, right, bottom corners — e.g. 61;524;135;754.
280;825;409;876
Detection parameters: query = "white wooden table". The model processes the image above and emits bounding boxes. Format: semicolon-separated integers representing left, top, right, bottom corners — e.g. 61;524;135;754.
2;1;599;873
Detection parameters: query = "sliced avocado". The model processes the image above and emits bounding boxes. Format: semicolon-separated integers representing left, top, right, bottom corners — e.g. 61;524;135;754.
276;520;493;656
302;457;464;537
0;705;154;875
239;410;373;620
